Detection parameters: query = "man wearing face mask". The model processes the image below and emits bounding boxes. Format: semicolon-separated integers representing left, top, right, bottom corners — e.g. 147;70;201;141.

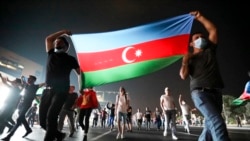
39;30;81;141
179;11;231;141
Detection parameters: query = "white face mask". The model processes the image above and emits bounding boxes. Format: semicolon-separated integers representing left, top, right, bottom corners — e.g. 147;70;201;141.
55;46;65;53
194;37;207;49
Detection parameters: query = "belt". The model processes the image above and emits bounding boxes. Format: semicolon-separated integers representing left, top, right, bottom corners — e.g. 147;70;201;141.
193;87;219;92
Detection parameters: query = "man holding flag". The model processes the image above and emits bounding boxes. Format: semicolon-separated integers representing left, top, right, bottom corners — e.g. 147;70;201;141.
179;11;231;141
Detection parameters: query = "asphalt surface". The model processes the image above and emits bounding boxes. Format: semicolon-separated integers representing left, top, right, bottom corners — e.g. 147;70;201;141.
0;123;250;141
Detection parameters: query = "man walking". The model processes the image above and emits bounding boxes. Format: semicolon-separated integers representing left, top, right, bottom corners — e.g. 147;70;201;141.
58;85;78;137
2;75;44;141
39;30;81;141
179;11;231;141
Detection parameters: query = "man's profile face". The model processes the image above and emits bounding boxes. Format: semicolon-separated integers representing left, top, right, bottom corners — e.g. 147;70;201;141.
54;38;69;51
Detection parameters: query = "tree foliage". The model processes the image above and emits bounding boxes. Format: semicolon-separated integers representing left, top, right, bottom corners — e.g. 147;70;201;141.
223;95;250;123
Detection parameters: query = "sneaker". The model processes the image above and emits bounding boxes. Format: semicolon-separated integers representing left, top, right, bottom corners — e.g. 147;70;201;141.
83;135;87;141
121;134;124;139
56;132;66;141
1;136;11;141
22;129;32;138
163;131;167;136
172;134;178;140
69;132;74;137
116;133;120;139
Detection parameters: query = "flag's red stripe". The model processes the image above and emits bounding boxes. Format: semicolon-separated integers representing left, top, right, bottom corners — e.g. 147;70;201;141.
240;91;250;100
77;34;189;72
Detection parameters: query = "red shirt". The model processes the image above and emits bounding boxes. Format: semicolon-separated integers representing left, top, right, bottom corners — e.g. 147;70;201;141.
77;89;98;109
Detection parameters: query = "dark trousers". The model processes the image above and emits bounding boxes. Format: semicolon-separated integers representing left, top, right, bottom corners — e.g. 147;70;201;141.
92;117;98;127
6;104;32;138
155;117;162;129
39;88;67;141
28;113;36;127
101;118;106;128
0;105;18;134
78;108;92;134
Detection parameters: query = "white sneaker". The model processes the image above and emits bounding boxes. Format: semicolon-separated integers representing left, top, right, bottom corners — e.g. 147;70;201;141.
163;131;167;136
121;134;124;139
172;134;178;140
116;133;120;139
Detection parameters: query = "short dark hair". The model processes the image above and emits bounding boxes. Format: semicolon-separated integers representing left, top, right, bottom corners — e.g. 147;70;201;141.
57;36;69;47
29;75;37;81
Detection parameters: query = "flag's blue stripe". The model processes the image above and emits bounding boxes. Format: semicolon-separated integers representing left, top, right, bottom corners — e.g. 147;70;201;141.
71;14;194;53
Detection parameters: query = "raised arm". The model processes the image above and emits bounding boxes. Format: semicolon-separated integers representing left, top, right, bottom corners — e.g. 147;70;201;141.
106;102;111;109
38;82;46;88
45;30;72;52
190;11;217;44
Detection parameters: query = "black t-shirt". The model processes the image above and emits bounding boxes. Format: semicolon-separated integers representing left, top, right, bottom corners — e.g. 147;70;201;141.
45;50;79;90
62;92;78;110
107;104;115;117
21;84;39;107
145;110;151;119
127;106;132;117
189;43;224;91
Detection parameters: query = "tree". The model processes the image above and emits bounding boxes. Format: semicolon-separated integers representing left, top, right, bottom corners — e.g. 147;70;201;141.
223;95;235;123
223;95;249;124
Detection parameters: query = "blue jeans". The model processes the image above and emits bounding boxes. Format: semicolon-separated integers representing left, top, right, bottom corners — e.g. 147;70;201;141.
191;89;230;141
117;112;127;123
108;116;114;127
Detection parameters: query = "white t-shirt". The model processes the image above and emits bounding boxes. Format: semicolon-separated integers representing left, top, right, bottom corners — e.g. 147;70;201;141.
160;94;175;110
180;104;190;115
116;94;130;113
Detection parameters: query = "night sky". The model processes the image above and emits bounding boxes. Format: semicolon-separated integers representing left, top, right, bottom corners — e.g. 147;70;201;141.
0;0;249;112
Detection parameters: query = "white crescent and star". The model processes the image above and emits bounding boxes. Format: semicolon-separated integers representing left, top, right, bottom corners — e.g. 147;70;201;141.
122;46;142;63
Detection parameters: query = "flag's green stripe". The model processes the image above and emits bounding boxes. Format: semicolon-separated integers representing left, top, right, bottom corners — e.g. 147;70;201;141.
231;98;250;106
81;55;182;88
231;98;245;106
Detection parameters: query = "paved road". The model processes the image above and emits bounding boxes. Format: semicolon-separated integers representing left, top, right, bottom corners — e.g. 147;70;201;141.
0;124;249;141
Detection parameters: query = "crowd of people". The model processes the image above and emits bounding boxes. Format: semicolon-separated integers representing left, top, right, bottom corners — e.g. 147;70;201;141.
0;10;238;141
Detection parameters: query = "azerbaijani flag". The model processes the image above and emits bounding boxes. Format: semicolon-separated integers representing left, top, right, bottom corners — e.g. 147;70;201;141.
232;81;250;106
71;14;194;89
